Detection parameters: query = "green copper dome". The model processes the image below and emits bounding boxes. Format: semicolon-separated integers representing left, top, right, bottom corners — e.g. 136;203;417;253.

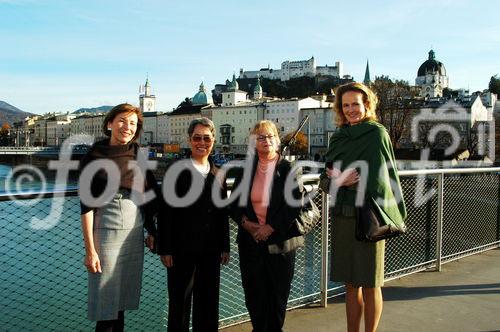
192;82;212;105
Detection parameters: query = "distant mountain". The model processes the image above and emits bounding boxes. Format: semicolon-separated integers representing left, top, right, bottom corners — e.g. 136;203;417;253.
0;101;35;126
73;106;113;114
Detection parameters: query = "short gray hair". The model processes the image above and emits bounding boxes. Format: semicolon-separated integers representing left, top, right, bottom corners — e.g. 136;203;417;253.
187;117;216;137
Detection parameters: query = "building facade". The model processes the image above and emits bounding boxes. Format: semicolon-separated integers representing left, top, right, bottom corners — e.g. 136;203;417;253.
239;56;344;82
415;50;449;98
300;106;337;156
70;113;106;141
140;111;163;145
211;96;330;154
46;114;74;146
157;113;170;145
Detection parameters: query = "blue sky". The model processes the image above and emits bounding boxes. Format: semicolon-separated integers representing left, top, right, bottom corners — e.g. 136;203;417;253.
1;0;499;114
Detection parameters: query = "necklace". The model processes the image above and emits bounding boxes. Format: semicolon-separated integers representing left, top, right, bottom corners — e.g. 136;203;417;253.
257;155;277;174
258;162;272;173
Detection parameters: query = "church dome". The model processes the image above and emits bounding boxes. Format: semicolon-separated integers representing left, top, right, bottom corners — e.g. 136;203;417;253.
192;82;212;105
417;50;447;77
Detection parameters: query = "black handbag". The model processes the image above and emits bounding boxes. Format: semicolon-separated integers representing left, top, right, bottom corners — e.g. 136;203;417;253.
267;193;320;254
355;196;406;242
295;193;321;235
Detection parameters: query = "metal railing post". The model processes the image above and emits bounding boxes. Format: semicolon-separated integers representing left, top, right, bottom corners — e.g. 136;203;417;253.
320;191;329;307
435;172;444;271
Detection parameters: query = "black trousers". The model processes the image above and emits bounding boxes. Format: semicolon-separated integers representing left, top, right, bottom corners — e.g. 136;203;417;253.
238;238;296;332
166;252;221;332
95;311;124;332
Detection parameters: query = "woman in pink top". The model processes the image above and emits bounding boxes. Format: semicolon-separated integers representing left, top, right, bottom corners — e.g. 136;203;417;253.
230;120;304;332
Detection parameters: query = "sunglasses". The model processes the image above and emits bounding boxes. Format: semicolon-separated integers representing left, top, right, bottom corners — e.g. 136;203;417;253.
191;135;213;143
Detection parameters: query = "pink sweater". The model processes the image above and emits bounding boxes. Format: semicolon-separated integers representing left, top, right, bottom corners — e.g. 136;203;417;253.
251;156;278;225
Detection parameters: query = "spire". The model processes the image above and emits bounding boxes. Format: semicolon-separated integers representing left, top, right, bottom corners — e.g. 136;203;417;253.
144;76;151;96
253;76;263;99
199;81;205;92
230;73;239;91
428;49;435;60
363;60;371;85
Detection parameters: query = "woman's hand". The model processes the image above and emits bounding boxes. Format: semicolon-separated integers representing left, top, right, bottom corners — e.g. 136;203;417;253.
326;167;341;179
145;234;155;251
160;255;173;268
254;224;274;242
221;252;230;265
334;168;359;187
242;216;260;236
84;251;102;273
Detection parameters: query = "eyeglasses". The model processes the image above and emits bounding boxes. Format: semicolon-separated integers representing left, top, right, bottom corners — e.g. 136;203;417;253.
257;134;275;142
191;135;213;143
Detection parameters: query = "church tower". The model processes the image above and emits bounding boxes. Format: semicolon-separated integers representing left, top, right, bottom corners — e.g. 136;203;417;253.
253;76;263;100
222;74;247;106
139;77;156;112
415;49;449;98
363;60;371;85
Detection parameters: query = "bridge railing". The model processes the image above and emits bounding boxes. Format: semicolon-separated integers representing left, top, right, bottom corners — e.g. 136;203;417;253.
0;168;499;330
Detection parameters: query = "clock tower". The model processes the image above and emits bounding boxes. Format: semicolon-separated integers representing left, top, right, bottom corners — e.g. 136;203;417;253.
139;77;156;112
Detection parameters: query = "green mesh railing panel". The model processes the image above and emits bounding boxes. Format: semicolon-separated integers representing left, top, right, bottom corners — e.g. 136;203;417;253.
441;173;500;259
1;171;499;330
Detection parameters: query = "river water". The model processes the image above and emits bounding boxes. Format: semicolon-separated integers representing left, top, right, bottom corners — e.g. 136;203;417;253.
0;163;78;194
0;164;324;330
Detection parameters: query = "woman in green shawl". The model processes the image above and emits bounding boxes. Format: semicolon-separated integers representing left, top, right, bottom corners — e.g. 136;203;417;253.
320;82;406;332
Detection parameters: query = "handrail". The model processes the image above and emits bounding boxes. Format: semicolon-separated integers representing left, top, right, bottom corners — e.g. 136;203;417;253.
398;167;500;176
2;167;499;201
0;186;79;201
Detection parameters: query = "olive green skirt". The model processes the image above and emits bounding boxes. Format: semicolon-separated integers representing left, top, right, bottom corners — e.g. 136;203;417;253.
330;213;385;287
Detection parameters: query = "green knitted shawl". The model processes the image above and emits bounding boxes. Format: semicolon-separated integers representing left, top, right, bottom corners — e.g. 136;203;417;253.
322;120;407;226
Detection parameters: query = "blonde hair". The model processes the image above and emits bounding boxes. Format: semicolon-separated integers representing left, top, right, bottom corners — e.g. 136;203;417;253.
333;82;378;127
250;120;281;146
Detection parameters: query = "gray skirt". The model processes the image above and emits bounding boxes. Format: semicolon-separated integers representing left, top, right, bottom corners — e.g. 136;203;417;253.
88;191;144;321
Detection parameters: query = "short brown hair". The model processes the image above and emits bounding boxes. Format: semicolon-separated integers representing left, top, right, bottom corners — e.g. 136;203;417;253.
333;82;378;127
102;103;143;141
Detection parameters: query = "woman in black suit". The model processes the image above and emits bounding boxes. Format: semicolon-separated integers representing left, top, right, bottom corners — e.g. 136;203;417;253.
230;120;303;332
156;117;230;332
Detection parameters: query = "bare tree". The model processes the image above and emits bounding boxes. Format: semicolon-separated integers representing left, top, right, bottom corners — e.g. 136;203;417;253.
417;122;454;150
370;76;416;148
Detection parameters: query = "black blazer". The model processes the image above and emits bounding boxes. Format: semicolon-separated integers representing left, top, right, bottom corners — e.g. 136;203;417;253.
156;159;230;256
230;154;303;246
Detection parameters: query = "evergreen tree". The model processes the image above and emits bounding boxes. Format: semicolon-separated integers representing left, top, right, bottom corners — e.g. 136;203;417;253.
488;75;500;96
